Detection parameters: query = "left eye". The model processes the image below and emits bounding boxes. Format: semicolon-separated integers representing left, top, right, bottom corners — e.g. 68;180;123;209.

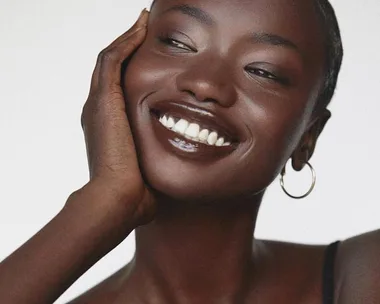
246;68;277;80
160;37;195;51
245;67;289;85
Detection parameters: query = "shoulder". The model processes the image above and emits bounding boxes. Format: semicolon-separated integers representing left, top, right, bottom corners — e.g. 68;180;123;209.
250;239;328;304
266;231;380;304
334;229;380;303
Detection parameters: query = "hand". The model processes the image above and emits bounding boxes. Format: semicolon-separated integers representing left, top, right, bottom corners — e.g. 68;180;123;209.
79;9;156;226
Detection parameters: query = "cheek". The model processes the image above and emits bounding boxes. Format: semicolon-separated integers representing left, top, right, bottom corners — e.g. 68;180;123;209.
238;95;308;184
124;52;158;100
122;42;310;200
123;43;179;101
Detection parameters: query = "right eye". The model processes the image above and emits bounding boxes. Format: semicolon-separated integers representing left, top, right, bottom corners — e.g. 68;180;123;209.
159;36;196;52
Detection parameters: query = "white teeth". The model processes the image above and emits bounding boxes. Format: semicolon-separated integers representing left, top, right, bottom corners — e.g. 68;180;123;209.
167;117;175;129
160;115;168;127
215;137;225;146
185;123;200;138
173;119;189;135
158;115;233;147
207;132;218;145
198;129;209;142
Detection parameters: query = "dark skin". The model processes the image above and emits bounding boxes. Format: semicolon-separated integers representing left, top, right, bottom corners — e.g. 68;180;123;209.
1;0;380;303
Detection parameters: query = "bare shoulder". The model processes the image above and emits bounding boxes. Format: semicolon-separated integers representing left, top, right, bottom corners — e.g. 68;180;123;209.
63;233;380;304
248;239;328;304
334;229;380;304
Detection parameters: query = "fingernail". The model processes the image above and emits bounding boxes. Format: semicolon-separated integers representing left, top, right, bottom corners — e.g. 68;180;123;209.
139;8;147;17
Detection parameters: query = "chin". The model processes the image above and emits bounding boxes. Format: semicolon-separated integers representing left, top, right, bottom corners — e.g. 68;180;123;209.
139;157;270;204
134;136;273;204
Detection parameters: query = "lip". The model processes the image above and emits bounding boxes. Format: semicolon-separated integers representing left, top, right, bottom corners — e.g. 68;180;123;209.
149;100;242;143
150;110;238;162
149;101;237;162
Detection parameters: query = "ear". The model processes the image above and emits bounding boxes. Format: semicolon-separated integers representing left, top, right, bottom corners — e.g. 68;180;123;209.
291;108;331;171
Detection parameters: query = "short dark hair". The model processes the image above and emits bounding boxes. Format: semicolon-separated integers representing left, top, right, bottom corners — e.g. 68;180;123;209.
149;0;343;109
312;0;343;110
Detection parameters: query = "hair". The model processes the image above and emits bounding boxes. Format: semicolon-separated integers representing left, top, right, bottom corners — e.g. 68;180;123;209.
149;0;343;110
312;0;343;110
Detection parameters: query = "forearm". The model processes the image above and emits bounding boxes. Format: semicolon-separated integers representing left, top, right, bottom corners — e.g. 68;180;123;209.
0;181;136;304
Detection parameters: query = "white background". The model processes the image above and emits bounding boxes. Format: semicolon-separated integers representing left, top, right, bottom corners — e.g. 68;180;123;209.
0;0;379;302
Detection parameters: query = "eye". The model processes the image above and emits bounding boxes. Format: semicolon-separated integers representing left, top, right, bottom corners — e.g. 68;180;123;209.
246;67;277;80
159;36;196;52
245;67;289;85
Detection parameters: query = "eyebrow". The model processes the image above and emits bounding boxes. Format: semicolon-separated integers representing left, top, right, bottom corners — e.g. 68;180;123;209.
161;4;214;26
252;33;299;51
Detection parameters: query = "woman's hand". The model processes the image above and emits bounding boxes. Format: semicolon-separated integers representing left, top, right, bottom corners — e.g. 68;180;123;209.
79;9;156;226
0;11;157;304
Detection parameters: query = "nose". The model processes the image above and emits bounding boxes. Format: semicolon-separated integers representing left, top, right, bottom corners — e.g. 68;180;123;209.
175;57;237;108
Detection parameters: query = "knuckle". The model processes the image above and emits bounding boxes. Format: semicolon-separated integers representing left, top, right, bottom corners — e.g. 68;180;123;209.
97;49;107;62
97;48;119;65
80;98;98;128
80;93;109;129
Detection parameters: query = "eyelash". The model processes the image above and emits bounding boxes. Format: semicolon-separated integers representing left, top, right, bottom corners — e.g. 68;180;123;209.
245;68;289;85
159;36;195;52
159;36;289;85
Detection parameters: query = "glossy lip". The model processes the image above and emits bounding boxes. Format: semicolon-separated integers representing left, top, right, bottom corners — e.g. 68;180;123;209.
149;100;242;143
150;111;237;162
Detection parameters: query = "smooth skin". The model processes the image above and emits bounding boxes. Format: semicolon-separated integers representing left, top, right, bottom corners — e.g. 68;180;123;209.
1;1;379;303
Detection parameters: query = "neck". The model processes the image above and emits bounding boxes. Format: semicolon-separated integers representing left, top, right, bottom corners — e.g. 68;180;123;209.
129;192;264;303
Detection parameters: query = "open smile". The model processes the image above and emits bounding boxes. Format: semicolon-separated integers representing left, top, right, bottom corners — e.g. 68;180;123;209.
149;101;241;161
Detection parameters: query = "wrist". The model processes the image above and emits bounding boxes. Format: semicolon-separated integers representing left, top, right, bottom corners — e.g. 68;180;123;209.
65;180;139;243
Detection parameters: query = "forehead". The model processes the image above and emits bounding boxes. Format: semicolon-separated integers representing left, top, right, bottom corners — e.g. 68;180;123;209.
152;0;318;25
152;0;323;60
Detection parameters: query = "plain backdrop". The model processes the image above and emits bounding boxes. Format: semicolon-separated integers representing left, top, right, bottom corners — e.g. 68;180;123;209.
0;0;379;302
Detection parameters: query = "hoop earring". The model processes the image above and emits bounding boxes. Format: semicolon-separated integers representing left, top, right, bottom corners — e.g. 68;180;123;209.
280;162;316;199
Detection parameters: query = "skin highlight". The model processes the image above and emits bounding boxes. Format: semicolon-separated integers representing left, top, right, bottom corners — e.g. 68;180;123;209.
5;0;380;304
124;0;327;202
119;0;331;302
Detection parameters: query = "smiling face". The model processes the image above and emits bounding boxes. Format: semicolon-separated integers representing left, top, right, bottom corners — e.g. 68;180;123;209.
123;0;327;202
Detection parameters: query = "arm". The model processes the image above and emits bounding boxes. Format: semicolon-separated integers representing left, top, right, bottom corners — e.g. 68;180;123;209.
0;9;155;304
0;181;135;304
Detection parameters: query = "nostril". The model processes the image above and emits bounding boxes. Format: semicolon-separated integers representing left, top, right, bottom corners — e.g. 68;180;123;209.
203;97;217;103
183;89;196;98
182;88;222;104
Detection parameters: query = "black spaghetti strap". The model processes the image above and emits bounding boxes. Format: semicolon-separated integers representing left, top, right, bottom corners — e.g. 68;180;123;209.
322;241;340;304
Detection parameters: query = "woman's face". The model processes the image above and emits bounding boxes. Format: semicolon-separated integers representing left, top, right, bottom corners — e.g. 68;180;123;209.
123;0;326;202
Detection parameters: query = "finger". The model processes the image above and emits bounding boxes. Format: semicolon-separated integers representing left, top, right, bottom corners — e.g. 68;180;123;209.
82;96;139;180
90;11;149;92
94;27;147;93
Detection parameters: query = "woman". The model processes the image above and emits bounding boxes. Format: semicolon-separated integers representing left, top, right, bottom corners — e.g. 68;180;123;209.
1;0;377;303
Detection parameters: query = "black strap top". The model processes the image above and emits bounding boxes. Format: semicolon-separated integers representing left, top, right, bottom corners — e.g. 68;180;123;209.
322;241;340;304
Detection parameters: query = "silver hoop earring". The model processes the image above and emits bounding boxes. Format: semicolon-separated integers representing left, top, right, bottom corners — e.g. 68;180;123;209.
280;162;316;199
